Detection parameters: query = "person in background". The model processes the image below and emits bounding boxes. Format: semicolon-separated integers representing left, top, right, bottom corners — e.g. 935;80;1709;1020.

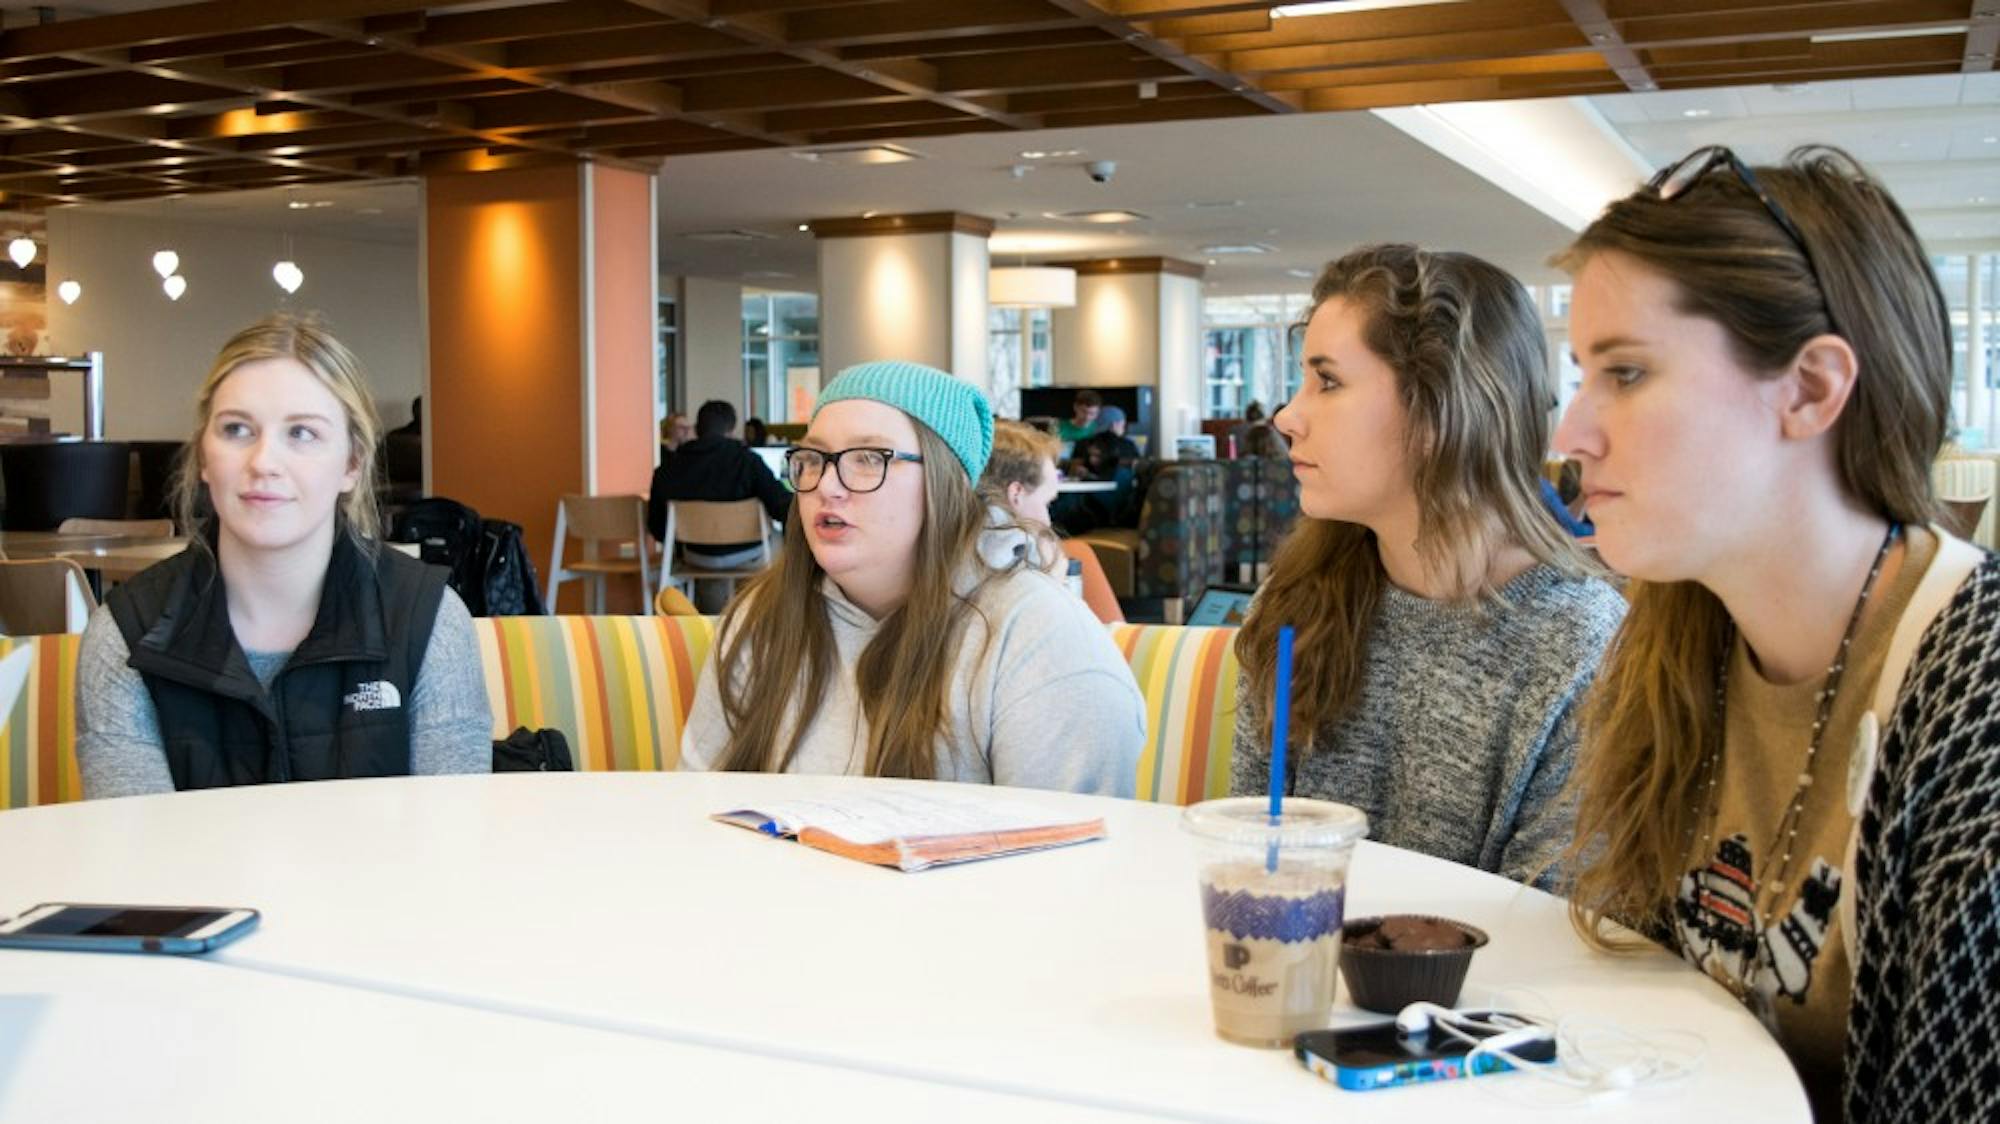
1554;145;1997;1123
647;399;791;613
681;360;1144;794
742;417;769;447
76;314;491;797
1070;404;1140;482
1228;400;1286;459
660;411;694;452
1230;244;1626;888
1057;388;1102;444
979;420;1124;624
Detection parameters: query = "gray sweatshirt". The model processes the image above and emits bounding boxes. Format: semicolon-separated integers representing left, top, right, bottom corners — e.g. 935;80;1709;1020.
680;529;1145;796
76;590;493;798
1230;565;1625;887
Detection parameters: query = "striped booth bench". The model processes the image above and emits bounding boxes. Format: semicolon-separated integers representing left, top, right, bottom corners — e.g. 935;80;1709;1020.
0;619;1242;810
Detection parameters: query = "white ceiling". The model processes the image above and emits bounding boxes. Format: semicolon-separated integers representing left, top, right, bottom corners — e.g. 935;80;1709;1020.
655;109;1578;294
1590;71;2000;252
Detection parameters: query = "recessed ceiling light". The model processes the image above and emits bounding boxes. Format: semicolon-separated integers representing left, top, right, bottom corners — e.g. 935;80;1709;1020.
1019;149;1083;160
1048;209;1149;224
1285;267;1316;279
791;144;921;165
1199;243;1276;255
796;223;809;231
1681;108;1712;118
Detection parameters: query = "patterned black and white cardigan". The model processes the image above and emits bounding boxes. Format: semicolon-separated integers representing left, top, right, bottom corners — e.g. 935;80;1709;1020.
1846;553;2000;1123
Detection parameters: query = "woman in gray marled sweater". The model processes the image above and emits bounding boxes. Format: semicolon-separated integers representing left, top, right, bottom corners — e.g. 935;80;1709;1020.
1230;245;1625;888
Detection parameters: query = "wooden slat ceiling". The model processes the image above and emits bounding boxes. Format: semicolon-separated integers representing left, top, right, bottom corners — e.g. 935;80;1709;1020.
0;0;1989;207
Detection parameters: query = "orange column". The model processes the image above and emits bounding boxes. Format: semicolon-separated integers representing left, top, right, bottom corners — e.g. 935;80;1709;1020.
425;162;657;613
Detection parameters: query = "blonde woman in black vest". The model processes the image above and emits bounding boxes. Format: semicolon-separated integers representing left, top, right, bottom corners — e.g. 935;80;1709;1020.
76;314;490;795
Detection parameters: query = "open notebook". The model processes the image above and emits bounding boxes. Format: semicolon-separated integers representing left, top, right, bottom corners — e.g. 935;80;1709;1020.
713;790;1107;872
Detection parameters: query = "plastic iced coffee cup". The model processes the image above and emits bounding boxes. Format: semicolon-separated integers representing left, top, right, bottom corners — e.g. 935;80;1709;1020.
1182;797;1368;1048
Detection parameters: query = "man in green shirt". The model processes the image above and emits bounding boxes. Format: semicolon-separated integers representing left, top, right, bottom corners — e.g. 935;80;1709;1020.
1056;388;1102;444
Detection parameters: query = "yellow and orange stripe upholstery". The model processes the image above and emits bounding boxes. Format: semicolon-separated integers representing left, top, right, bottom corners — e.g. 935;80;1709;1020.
0;634;82;811
474;615;714;772
0;616;1239;810
1112;624;1240;804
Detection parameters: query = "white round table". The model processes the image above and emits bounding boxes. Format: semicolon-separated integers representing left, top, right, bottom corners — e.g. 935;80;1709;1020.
0;775;1809;1122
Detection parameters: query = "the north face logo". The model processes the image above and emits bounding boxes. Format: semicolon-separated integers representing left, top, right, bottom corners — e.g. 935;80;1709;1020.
343;680;402;712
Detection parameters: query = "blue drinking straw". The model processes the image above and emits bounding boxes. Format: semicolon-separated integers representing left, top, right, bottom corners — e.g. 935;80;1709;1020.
1267;625;1295;873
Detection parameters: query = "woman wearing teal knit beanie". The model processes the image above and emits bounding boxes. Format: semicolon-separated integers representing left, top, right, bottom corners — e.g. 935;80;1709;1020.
680;359;1144;794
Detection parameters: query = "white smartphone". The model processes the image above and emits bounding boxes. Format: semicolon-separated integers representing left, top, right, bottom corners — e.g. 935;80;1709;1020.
0;903;260;955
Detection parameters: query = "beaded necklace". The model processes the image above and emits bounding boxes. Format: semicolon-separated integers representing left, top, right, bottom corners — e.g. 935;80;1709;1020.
1686;521;1901;1001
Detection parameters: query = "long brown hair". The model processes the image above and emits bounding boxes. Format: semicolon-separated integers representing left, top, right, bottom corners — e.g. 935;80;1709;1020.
171;313;382;552
1236;243;1589;754
1561;146;1950;949
711;421;1005;778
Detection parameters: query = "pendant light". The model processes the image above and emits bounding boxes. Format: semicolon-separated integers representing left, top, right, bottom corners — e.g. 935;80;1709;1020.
988;265;1077;309
163;274;187;301
56;279;80;304
7;237;34;269
152;249;179;279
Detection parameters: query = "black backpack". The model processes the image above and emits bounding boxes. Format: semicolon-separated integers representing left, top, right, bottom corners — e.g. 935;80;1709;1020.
390;497;485;607
475;519;545;617
492;726;574;772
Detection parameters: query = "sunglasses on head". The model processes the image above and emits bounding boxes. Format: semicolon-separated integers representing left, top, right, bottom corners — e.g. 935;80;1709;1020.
1647;145;1842;337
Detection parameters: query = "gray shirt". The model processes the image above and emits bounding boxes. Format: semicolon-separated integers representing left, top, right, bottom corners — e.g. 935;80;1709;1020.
681;528;1146;796
76;588;493;798
1230;565;1625;887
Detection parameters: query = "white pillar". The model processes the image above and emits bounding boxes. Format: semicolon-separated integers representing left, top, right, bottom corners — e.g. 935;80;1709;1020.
1048;257;1208;455
810;212;992;387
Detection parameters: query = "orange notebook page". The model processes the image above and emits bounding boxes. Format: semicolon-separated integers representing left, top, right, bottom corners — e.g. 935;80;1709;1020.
713;791;1107;872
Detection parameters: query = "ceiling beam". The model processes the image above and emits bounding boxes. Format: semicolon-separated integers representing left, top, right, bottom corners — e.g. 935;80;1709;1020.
1559;0;1657;91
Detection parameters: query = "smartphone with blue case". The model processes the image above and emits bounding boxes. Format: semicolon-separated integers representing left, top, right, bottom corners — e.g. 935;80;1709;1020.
0;903;260;955
1295;1012;1556;1092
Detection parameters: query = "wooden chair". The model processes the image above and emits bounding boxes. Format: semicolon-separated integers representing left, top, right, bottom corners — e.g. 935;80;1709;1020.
1934;456;1996;547
0;558;95;635
660;499;776;606
1943;496;1991;541
653;584;700;616
56;517;175;537
545;494;653;615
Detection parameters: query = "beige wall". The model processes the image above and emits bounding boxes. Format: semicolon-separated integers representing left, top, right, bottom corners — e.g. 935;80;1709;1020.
1052;272;1159;389
818;231;950;375
44;208;421;440
678;275;743;415
818;230;989;384
1050;268;1205;456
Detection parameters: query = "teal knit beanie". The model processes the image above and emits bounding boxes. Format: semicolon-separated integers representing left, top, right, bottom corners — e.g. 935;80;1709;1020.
814;360;994;482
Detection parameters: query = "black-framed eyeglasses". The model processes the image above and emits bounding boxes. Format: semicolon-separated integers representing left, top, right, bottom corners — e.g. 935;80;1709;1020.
784;446;923;493
1648;145;1841;335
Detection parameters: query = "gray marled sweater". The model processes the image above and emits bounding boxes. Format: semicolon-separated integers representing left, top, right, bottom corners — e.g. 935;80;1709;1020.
1230;565;1625;888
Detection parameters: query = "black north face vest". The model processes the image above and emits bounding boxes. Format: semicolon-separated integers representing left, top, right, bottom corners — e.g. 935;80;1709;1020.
107;536;448;790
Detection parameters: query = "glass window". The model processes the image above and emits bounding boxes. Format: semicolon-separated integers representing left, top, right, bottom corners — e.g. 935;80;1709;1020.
1202;293;1311;418
743;290;819;424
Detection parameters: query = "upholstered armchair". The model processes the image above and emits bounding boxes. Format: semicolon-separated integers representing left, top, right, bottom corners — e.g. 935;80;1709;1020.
1076;459;1227;623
